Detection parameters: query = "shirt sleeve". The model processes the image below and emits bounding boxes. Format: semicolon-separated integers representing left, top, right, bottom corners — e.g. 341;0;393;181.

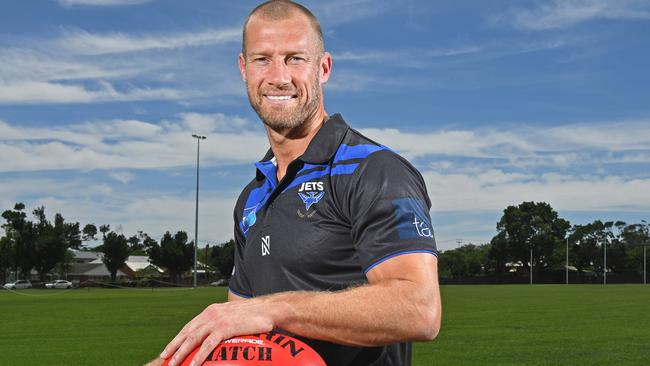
228;208;253;298
345;150;438;274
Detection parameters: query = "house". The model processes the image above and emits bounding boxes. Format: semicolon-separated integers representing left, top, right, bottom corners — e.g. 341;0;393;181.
68;250;163;283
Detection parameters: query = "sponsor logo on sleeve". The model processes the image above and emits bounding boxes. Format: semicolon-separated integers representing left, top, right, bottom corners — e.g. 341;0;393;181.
392;198;436;240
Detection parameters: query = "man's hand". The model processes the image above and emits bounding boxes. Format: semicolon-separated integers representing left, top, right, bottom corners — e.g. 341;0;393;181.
144;358;164;366
157;254;440;366
159;297;284;366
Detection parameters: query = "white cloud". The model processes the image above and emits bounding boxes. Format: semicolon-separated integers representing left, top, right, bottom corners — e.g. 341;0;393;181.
0;26;244;105
0;178;238;244
0;48;133;82
0;114;267;172
2;116;648;175
358;119;650;165
58;28;240;55
58;0;152;7
500;0;650;30
424;170;650;213
0;81;188;104
2;115;649;246
108;171;135;184
0;176;238;245
332;46;482;63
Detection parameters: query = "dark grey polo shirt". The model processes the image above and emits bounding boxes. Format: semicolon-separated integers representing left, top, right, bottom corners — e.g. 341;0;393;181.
229;114;437;366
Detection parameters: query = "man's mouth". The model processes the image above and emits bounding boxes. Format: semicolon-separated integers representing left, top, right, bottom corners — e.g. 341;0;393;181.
263;94;297;103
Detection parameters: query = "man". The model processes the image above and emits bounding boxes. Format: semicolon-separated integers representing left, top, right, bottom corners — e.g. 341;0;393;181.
152;1;441;365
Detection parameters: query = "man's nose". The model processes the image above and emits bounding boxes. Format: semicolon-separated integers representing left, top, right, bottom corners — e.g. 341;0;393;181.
267;60;291;86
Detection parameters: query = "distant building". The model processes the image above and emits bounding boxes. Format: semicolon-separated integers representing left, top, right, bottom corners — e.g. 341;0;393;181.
68;250;163;283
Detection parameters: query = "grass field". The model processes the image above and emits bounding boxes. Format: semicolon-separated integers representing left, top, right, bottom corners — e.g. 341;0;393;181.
1;285;648;365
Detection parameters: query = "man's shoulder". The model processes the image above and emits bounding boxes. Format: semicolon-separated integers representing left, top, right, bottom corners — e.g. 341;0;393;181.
335;126;419;177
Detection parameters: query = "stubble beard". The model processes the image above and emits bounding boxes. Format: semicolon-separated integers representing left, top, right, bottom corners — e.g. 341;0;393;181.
247;75;321;132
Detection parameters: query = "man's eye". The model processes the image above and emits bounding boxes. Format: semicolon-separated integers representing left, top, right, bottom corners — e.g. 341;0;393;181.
253;57;269;64
288;56;305;64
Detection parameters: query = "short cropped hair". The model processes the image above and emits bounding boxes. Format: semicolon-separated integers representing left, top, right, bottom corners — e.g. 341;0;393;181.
242;0;324;55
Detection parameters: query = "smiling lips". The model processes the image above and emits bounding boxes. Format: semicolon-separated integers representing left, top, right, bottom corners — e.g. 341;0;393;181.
263;92;298;104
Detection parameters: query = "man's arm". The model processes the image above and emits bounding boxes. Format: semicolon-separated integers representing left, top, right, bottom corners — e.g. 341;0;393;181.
160;252;441;366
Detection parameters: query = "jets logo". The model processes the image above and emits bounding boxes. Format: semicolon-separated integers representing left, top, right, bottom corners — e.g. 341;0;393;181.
297;181;324;218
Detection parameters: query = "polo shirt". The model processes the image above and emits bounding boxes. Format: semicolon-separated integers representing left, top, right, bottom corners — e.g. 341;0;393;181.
229;114;437;366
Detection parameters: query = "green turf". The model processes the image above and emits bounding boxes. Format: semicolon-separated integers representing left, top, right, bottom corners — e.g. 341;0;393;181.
1;285;648;365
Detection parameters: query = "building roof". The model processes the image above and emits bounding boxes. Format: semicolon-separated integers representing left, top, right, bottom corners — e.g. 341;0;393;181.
71;250;102;262
69;263;127;277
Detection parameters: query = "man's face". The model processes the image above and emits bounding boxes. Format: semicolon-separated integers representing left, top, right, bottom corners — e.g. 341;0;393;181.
239;14;331;131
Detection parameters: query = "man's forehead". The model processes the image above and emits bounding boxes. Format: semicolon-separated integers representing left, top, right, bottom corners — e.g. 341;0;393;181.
244;14;317;52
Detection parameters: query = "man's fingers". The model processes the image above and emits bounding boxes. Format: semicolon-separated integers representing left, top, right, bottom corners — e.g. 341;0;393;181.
144;358;165;366
189;334;223;366
168;332;208;366
160;331;187;360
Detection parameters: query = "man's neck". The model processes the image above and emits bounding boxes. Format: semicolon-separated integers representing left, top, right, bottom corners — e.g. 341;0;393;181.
265;110;328;182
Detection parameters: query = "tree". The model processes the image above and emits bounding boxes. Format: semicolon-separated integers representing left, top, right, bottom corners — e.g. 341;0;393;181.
569;220;624;278
82;224;98;242
55;249;75;279
211;239;235;278
2;203;35;279
492;201;570;275
127;231;149;255
620;221;649;273
488;232;510;274
438;244;488;279
0;236;14;284
99;224;110;239
147;231;194;283
102;231;129;282
31;208;82;282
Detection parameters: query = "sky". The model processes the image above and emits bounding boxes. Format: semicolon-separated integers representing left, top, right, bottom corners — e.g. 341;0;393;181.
1;0;649;251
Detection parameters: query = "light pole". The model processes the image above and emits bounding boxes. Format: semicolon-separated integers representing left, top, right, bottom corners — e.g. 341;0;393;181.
530;244;533;285
566;236;569;285
192;134;206;288
526;238;533;285
644;244;647;285
603;237;607;286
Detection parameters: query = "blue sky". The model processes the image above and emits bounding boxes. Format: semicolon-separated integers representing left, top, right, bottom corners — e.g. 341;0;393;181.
1;0;649;251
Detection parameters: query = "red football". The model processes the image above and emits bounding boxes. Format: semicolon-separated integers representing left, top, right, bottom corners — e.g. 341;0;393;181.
162;331;326;366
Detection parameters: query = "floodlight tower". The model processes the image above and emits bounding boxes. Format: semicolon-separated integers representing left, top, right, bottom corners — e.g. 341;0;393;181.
192;134;206;289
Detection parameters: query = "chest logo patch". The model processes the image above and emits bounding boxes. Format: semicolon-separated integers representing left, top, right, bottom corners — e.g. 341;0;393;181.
297;181;324;218
261;235;270;256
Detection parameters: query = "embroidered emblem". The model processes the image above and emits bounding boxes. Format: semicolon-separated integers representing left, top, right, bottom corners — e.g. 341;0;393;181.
298;191;325;211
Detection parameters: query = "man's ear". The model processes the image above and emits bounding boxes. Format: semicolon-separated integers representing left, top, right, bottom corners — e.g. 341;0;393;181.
238;53;247;82
319;52;332;84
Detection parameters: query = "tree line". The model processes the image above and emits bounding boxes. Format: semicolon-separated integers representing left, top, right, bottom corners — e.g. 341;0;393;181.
3;201;648;285
438;201;649;282
0;203;234;284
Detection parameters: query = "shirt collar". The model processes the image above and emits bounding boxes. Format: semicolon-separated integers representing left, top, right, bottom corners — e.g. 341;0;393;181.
299;113;349;164
256;113;349;179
